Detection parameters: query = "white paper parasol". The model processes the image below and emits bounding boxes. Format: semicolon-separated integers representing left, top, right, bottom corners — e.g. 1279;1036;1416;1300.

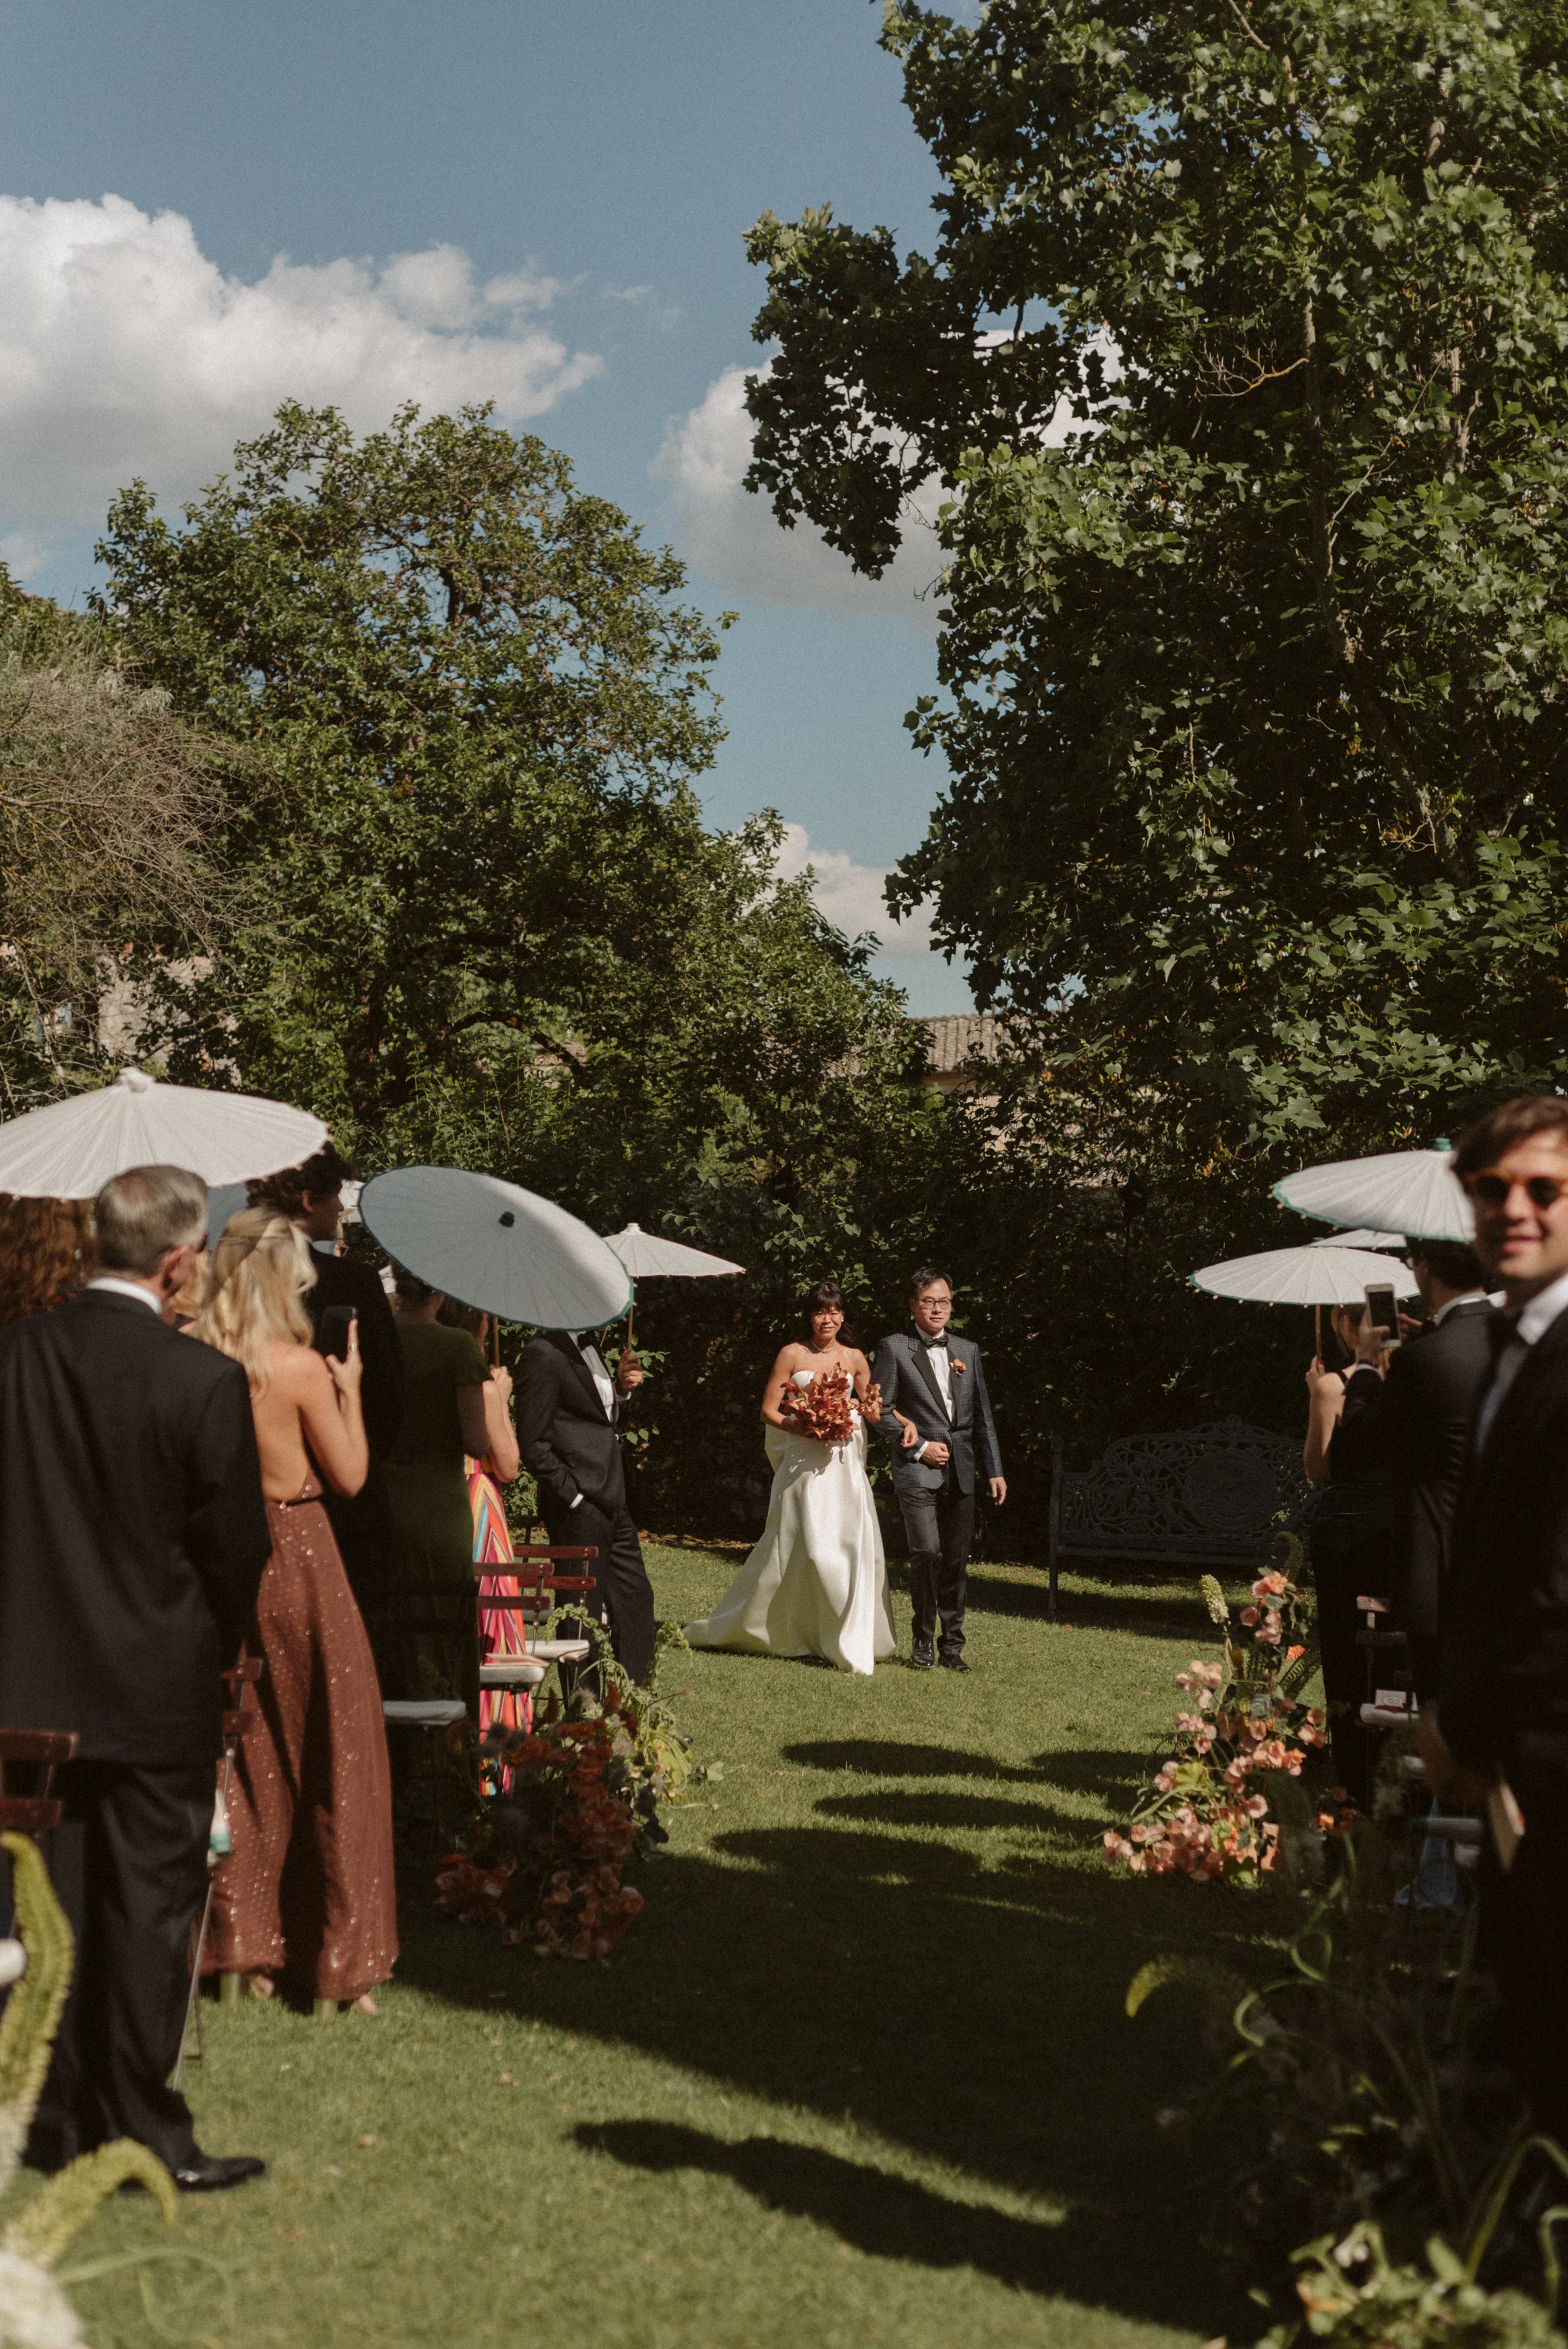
1274;1143;1473;1242
1192;1246;1419;1308
605;1221;745;1342
604;1224;746;1281
359;1167;631;1329
0;1068;327;1200
1306;1228;1407;1251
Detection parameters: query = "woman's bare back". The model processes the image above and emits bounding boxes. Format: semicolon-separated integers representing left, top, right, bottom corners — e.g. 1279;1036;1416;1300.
251;1342;368;1502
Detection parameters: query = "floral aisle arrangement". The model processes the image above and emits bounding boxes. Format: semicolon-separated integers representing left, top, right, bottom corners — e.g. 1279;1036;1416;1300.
1126;1815;1562;2347
435;1616;706;1960
778;1367;864;1445
1103;1544;1338;1884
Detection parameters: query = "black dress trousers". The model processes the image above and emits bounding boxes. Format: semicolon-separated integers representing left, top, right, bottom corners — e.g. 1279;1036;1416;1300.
543;1495;657;1686
1483;1745;1568;2145
896;1468;975;1658
28;1758;213;2175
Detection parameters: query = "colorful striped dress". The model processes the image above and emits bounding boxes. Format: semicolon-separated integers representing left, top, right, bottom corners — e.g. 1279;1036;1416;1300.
468;1456;532;1742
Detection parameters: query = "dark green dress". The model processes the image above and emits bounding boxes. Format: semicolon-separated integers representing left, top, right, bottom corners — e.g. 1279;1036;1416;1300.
384;1322;489;1579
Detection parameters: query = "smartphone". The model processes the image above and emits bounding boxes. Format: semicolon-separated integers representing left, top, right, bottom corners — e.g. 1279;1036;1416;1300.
318;1303;358;1360
1364;1282;1401;1350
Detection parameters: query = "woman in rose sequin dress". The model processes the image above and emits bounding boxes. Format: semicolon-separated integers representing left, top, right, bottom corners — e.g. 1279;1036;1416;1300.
193;1210;397;2016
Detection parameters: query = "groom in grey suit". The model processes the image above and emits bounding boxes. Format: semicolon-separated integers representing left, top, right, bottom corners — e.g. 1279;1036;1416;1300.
871;1266;1005;1672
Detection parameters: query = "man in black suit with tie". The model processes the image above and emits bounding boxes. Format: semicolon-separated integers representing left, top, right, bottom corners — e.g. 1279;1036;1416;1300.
1380;1238;1498;1700
1421;1096;1568;2141
249;1145;403;1633
516;1327;655;1683
871;1267;1005;1672
0;1165;272;2190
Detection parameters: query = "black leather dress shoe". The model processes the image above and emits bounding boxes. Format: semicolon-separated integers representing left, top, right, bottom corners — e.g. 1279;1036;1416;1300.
938;1654;971;1673
910;1646;935;1670
174;2150;267;2193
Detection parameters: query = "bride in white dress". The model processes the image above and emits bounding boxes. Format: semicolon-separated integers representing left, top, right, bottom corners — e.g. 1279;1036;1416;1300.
684;1283;905;1676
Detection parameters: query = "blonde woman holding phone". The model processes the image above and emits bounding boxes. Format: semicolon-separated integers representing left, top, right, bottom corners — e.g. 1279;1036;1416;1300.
192;1209;397;2017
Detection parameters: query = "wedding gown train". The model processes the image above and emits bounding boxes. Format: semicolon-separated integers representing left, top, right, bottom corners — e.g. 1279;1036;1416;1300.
684;1382;896;1676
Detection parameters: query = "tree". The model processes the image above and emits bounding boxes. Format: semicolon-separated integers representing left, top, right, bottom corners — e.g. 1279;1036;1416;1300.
744;0;1568;1149
97;400;752;1137
0;572;243;1113
97;403;972;1530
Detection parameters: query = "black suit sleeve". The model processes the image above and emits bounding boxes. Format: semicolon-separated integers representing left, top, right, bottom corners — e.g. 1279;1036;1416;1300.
352;1278;404;1459
869;1339;906;1456
1381;1345;1438;1693
970;1348;1003;1483
516;1345;581;1512
312;1261;404;1459
185;1367;272;1665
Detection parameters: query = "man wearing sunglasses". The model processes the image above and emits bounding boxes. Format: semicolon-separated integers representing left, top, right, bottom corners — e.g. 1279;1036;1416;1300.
1422;1095;1568;2141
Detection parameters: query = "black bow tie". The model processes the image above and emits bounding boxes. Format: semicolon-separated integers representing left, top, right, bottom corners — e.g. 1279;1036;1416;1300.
918;1332;949;1349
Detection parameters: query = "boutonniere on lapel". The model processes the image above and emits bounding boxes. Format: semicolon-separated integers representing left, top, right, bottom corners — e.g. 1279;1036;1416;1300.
950;1357;967;1379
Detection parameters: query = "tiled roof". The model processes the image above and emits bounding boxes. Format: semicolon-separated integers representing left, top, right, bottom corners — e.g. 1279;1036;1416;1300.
923;1013;1004;1072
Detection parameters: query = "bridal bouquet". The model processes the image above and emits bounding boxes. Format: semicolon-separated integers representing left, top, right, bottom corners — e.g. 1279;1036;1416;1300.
780;1366;860;1445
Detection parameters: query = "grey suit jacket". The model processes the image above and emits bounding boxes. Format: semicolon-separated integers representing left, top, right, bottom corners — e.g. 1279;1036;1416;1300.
870;1328;1002;1497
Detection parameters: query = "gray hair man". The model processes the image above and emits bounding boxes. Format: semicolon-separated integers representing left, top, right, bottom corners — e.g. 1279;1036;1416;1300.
0;1164;272;2192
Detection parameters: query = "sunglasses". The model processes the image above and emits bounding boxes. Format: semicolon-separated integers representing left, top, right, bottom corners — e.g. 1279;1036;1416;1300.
1467;1172;1568;1209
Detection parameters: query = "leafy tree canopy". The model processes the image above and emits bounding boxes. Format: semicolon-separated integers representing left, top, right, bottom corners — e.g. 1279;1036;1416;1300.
0;571;243;1113
745;0;1568;1145
95;403;945;1366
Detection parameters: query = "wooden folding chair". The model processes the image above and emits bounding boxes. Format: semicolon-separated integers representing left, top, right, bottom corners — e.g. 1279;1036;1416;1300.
494;1544;600;1684
0;1728;76;1996
1355;1593;1414;1730
0;1727;78;1836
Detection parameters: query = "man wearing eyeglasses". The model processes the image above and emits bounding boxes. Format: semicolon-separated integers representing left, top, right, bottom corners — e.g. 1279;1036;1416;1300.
1422;1095;1568;2140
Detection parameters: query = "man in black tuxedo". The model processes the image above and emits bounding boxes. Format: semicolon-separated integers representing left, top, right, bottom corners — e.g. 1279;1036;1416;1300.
1421;1097;1568;2140
249;1146;403;1631
0;1165;272;2190
516;1328;655;1683
1380;1238;1498;1700
871;1267;1005;1672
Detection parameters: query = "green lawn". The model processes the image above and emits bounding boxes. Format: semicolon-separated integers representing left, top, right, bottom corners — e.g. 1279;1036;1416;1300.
40;1546;1281;2349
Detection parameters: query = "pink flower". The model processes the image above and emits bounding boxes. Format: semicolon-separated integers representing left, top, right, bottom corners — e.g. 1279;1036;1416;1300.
1239;1605;1259;1627
1251;1572;1288;1599
1245;1794;1268;1818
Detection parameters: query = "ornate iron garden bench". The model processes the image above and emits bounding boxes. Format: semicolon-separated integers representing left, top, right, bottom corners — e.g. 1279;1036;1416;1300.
1044;1416;1320;1620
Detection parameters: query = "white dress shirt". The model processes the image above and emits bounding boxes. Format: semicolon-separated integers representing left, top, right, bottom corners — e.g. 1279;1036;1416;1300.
1475;1265;1568;1451
1432;1289;1489;1325
87;1276;159;1313
578;1336;617;1419
913;1334;955;1463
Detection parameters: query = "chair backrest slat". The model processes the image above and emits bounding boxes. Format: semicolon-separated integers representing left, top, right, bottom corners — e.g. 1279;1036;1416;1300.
0;1729;78;1766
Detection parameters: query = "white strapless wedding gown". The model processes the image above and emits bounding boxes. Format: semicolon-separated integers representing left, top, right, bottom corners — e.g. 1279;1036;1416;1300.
683;1377;897;1676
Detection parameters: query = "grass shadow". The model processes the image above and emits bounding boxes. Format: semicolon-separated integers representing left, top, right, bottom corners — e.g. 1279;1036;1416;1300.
778;1739;1041;1784
393;1815;1282;2336
579;2120;1121;2303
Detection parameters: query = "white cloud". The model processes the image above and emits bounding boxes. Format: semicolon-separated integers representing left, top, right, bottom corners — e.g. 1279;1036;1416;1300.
655;364;946;632
0;195;601;562
775;822;934;955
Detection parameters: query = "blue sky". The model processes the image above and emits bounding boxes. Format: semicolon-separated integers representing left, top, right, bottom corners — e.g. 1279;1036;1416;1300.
0;0;975;1012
